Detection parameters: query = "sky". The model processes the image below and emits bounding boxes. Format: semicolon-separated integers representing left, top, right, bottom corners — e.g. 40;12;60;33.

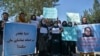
56;0;94;21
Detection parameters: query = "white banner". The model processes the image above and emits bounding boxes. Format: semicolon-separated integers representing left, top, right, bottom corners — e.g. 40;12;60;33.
66;13;81;23
43;7;58;19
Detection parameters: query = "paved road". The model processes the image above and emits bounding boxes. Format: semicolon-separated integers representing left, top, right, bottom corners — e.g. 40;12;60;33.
1;46;100;56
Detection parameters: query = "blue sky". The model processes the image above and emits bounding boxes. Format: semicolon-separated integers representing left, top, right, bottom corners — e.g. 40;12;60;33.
56;0;94;21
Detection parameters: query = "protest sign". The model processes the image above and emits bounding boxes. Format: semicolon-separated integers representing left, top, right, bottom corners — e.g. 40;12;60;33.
62;26;77;41
3;23;37;55
76;24;100;53
43;7;58;19
66;13;81;23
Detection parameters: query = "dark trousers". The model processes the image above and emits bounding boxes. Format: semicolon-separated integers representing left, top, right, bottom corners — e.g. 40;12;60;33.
51;34;61;55
61;41;69;55
61;41;76;56
38;33;48;56
70;41;76;54
0;31;3;45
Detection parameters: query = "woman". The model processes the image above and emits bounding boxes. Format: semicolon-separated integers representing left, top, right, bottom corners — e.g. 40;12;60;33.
50;21;62;56
61;21;70;56
16;12;27;23
0;12;9;45
64;21;76;56
83;27;94;37
30;15;39;28
16;12;28;56
30;15;40;55
68;22;76;56
81;17;88;24
38;19;49;56
80;17;94;56
0;12;10;56
62;21;68;26
57;20;62;27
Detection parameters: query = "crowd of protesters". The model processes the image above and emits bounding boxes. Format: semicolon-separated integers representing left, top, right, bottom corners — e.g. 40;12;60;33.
0;12;95;56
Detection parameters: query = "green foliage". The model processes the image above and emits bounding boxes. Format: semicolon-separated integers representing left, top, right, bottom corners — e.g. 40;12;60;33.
3;0;59;16
83;0;100;23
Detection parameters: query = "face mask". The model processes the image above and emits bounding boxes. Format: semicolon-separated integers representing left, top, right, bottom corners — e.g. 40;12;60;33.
32;18;36;20
3;17;8;21
54;24;58;26
42;21;45;24
58;23;61;27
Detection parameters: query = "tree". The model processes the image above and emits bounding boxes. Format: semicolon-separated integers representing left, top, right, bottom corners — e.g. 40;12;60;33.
93;0;100;23
3;0;59;21
83;0;100;23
